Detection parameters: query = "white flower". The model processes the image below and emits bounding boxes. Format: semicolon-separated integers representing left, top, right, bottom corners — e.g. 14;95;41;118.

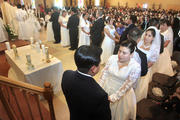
152;87;164;97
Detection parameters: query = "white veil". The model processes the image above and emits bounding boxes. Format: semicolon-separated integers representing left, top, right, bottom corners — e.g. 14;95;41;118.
138;26;161;55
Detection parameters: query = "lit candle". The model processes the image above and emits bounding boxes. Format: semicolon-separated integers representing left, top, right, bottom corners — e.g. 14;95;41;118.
5;42;11;51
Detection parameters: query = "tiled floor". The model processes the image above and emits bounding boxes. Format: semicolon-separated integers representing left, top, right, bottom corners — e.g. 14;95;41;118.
40;28;105;120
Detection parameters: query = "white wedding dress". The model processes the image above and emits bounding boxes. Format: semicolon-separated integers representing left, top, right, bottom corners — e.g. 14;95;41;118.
99;55;141;120
16;9;31;40
161;27;173;56
101;25;116;64
0;18;8;42
46;14;55;42
78;18;90;47
59;15;70;46
135;38;160;102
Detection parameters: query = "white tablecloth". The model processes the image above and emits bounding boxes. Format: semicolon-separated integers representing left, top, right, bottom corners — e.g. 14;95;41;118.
5;45;63;94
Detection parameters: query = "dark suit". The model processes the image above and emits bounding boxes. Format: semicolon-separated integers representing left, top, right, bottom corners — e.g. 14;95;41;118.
61;70;111;120
160;34;164;54
67;14;79;49
136;48;148;76
49;11;60;43
114;24;136;54
90;17;105;47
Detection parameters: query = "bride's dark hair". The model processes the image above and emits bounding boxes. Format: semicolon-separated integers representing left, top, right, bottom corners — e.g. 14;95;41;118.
146;28;156;37
105;17;111;24
120;40;136;54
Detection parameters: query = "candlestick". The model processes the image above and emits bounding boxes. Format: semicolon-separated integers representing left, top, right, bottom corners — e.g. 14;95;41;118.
45;47;51;63
26;53;34;70
5;42;11;51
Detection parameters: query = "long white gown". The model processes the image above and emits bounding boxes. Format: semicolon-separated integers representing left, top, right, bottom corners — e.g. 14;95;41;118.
59;15;70;46
27;9;41;40
99;55;141;120
161;27;173;56
0;18;8;42
101;25;116;64
78;18;90;47
16;9;31;40
135;40;160;102
46;14;55;42
152;48;174;76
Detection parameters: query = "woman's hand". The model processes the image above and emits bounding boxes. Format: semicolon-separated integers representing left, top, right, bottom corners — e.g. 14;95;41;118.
108;96;114;103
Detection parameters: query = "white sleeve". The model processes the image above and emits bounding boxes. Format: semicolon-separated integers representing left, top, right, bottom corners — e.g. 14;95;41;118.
99;56;113;87
109;63;141;102
58;16;62;23
80;19;85;28
149;46;159;63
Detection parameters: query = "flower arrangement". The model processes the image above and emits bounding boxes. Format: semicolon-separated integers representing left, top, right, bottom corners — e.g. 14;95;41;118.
4;24;18;40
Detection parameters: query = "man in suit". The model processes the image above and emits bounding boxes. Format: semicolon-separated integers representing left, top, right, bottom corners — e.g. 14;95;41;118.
49;8;61;44
61;45;111;120
90;9;105;47
67;8;79;50
128;27;148;76
114;15;137;54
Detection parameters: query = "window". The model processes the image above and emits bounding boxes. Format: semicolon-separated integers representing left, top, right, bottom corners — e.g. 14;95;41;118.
21;0;24;5
143;3;148;9
95;0;100;6
54;0;63;8
78;0;84;8
31;0;36;9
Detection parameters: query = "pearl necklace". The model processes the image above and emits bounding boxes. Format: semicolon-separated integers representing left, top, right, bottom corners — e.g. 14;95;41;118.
140;43;151;51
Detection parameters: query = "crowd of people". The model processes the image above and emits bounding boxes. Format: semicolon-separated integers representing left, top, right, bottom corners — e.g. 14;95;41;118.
59;6;180;120
1;1;180;120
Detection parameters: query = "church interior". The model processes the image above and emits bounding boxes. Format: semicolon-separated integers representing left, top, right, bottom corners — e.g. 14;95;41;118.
0;0;180;120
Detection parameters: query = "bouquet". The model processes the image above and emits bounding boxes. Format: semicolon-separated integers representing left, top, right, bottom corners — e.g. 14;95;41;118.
4;24;18;40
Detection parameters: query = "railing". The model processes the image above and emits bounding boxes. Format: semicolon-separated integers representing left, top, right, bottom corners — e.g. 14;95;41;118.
0;75;56;120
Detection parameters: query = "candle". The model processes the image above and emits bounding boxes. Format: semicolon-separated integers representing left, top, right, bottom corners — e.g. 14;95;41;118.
41;44;45;54
26;53;31;64
36;42;40;52
12;44;19;57
30;37;34;44
39;40;42;44
5;42;11;50
45;47;50;63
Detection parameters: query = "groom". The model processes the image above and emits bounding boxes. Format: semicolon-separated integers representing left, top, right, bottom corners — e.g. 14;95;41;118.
61;45;111;120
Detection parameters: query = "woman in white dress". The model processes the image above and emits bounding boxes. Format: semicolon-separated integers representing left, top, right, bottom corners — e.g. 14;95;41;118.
59;10;70;47
135;27;161;102
16;4;30;40
160;19;173;56
46;11;55;42
78;12;90;47
0;17;8;42
101;17;119;64
27;9;41;40
99;40;141;120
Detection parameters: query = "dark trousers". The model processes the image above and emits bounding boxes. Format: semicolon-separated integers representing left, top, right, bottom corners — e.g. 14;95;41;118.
91;34;103;47
113;43;120;54
52;23;60;43
69;28;78;49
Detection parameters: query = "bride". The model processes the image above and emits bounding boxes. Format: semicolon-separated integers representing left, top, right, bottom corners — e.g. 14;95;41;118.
99;40;141;120
135;26;161;102
101;17;119;64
